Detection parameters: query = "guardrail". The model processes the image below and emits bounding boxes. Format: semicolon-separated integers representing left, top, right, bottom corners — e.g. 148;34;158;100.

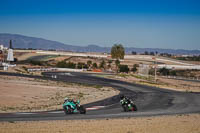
161;75;200;82
27;68;87;72
157;64;200;70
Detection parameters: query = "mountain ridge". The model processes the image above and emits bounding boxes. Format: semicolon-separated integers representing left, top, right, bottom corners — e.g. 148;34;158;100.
0;33;199;55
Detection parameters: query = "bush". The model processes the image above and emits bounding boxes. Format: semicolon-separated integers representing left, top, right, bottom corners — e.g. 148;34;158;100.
170;70;177;76
119;65;129;73
131;64;138;72
159;67;170;76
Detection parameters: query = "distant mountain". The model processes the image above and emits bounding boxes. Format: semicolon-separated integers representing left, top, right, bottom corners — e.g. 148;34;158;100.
0;33;199;55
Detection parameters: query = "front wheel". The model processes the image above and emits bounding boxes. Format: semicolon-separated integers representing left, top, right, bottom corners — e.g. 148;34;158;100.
64;105;73;114
79;105;86;114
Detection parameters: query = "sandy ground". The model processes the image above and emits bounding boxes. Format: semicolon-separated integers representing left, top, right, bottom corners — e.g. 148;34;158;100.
0;114;200;133
0;75;119;112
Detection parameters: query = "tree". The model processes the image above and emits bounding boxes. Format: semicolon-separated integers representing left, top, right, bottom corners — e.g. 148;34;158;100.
150;52;155;56
144;51;149;55
99;60;106;69
111;44;125;59
107;60;113;69
87;60;92;67
132;51;137;55
119;65;129;73
115;59;120;72
92;62;98;68
115;59;120;67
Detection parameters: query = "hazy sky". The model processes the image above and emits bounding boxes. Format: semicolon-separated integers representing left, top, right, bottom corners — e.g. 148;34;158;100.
0;0;200;50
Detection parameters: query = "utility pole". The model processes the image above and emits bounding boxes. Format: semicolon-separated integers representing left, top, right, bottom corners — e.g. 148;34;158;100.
152;53;157;82
154;53;157;82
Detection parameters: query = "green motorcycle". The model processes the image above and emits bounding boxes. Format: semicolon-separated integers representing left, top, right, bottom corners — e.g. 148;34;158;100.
120;98;137;112
63;99;86;114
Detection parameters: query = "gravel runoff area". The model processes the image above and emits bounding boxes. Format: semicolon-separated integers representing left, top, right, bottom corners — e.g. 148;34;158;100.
0;75;119;112
0;114;200;133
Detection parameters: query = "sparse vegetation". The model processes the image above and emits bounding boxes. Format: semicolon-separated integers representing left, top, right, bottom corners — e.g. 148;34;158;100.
56;61;76;68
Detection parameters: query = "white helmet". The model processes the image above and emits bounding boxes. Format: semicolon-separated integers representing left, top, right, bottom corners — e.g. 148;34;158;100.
64;97;69;101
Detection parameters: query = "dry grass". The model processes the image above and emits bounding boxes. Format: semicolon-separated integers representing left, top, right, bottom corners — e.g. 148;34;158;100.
0;75;119;112
0;114;200;133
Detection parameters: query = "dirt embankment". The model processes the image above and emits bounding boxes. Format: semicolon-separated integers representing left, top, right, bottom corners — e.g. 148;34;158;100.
1;114;200;133
0;75;119;112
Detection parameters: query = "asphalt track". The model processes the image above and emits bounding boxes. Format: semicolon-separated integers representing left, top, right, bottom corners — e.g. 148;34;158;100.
0;72;200;122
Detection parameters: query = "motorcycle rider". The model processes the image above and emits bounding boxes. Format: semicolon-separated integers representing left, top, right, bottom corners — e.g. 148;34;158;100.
64;97;79;106
64;97;69;103
120;95;132;105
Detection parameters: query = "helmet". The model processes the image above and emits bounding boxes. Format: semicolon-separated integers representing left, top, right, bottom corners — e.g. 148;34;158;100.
120;95;125;99
64;97;69;102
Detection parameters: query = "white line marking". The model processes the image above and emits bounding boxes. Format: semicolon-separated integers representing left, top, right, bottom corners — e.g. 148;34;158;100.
15;112;36;115
48;111;63;114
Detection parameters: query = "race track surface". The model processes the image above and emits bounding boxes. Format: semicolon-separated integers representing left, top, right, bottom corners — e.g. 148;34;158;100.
0;72;200;122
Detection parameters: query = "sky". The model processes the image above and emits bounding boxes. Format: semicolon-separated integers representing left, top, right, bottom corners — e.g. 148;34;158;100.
0;0;200;50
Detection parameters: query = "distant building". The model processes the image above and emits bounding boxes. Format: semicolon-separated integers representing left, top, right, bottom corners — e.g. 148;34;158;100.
7;49;14;62
138;64;150;76
7;40;14;62
0;44;8;50
0;45;4;50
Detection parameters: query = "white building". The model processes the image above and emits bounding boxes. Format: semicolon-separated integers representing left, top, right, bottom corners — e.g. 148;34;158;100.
0;45;4;50
0;45;8;50
7;49;14;62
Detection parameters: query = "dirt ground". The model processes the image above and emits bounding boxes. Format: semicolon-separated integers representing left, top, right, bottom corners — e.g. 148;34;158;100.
0;114;200;133
106;74;200;92
0;75;119;112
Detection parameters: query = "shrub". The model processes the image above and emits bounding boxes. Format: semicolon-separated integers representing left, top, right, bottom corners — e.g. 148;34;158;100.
119;65;129;73
159;67;170;76
29;60;43;66
131;64;138;72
